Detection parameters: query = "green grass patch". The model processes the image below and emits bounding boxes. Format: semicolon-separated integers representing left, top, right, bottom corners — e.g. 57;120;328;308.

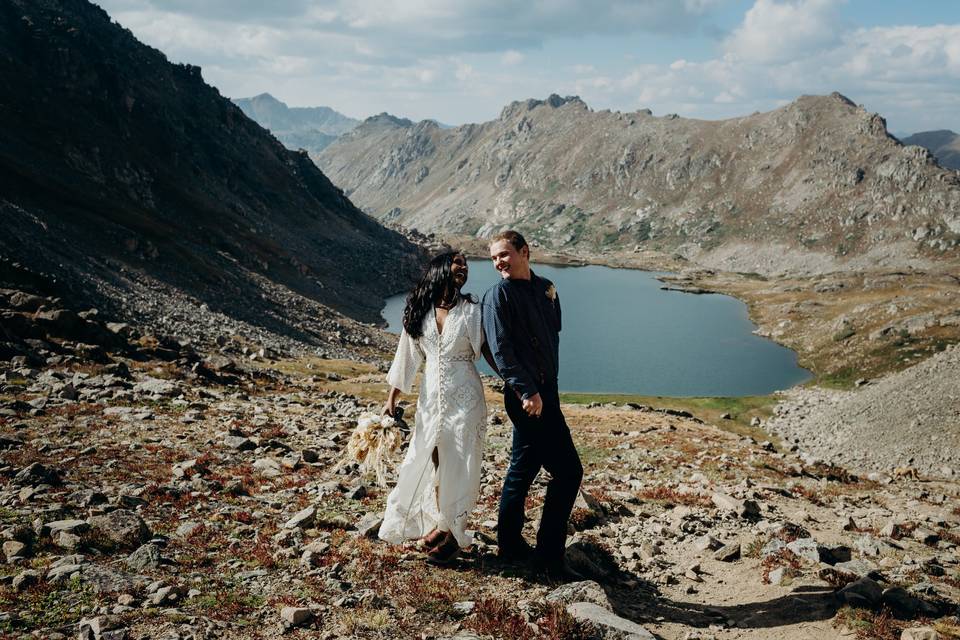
0;507;22;524
560;392;778;439
1;575;105;631
814;367;859;390
576;444;612;467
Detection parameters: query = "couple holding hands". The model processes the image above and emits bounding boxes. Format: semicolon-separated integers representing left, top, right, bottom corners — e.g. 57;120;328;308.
378;230;584;581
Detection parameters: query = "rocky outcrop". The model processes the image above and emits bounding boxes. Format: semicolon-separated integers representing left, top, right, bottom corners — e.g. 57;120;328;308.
232;93;359;154
319;92;960;272
903;130;960;170
0;0;422;349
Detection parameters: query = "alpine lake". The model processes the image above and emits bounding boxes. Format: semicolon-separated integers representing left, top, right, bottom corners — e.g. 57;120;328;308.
382;260;810;397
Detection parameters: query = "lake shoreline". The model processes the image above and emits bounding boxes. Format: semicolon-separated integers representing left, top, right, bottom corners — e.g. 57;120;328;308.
382;258;810;398
393;233;960;391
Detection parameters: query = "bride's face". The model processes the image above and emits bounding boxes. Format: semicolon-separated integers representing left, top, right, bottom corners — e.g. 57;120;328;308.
451;254;468;288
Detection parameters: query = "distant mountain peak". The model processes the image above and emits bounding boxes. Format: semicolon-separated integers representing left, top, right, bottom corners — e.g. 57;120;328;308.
318;91;960;267
363;113;414;128
233;94;359;153
250;92;282;103
500;94;588;120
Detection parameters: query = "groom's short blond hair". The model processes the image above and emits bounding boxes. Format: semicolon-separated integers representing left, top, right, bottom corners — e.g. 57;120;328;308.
490;230;527;252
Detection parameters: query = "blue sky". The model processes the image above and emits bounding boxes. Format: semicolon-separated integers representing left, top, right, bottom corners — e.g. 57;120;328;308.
95;1;960;133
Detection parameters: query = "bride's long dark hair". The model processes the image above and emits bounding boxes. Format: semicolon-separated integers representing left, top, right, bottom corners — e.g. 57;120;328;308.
402;251;475;338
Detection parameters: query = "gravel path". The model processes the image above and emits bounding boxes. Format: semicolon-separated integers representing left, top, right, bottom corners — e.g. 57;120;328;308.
767;343;960;477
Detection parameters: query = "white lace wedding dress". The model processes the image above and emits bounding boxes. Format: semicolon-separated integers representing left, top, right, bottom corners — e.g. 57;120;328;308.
379;300;486;548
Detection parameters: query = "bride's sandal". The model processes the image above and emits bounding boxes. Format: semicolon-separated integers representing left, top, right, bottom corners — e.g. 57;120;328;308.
426;531;460;565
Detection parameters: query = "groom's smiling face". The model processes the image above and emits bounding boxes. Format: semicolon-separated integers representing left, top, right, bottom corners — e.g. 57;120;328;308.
489;239;530;280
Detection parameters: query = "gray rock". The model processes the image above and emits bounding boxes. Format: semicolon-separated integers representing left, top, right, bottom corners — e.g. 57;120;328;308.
78;615;127;640
838;576;883;608
280;606;312;626
346;484;367;500
911;527;939;545
133;378;179;397
175;521;202;539
713;542;741;562
12;569;39;591
81;565;145;594
693;535;722;552
125;543;161;571
768;567;790;586
832;559;878;578
760;538;786;559
452;601;476;616
284;506;316;530
45;519;89;537
2;540;27;559
545;580;611;609
223;435;255;451
356;513;383;538
47;563;84;583
253;457;282;478
566;602;656;639
818;543;851;565
711;492;760;518
12;462;61;486
88;510;151;550
854;535;891;557
786;538;820;563
900;627;940;640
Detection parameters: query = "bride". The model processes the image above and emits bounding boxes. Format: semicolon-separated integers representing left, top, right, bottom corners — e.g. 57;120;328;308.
379;252;490;564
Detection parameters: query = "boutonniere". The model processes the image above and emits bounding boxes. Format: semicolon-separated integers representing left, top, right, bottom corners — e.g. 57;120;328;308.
545;284;557;301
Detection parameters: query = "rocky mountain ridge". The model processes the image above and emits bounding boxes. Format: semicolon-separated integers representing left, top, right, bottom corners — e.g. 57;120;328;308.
319;92;960;274
904;130;960;170
232;93;359;154
0;0;422;354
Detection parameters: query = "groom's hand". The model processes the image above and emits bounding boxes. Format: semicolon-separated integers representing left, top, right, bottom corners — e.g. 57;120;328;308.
522;393;543;418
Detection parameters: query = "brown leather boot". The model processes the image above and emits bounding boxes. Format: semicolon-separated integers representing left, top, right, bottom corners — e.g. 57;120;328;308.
417;527;445;549
426;531;460;565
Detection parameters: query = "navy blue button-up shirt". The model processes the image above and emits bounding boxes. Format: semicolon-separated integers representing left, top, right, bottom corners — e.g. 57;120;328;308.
481;271;561;400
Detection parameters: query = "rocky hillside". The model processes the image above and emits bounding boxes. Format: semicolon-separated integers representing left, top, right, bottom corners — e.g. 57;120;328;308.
0;0;421;351
904;130;960;170
1;303;958;638
318;93;960;273
233;93;359;154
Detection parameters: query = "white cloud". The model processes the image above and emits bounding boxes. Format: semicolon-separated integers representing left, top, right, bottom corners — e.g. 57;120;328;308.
94;0;960;132
455;62;474;82
723;0;844;64
501;50;524;66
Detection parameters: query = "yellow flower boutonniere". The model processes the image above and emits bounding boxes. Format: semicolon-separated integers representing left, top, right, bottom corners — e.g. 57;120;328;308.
545;284;557;301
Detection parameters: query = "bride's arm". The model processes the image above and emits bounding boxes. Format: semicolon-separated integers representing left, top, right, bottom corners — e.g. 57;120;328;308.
383;386;402;417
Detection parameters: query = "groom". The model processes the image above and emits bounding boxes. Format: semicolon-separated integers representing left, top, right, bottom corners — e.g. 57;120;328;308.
481;230;583;580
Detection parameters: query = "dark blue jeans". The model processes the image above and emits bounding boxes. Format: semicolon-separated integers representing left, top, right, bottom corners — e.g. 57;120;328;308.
497;387;583;567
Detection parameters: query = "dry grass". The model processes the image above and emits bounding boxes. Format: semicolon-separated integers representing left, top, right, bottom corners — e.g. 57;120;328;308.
760;548;803;584
637;485;712;508
834;606;908;640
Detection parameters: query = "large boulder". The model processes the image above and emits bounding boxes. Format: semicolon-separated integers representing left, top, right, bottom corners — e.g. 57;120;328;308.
12;462;61;487
545;580;611;609
566;602;655;639
88;510;151;550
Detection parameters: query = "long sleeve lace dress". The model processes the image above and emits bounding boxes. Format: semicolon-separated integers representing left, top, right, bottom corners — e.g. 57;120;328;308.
378;300;487;548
